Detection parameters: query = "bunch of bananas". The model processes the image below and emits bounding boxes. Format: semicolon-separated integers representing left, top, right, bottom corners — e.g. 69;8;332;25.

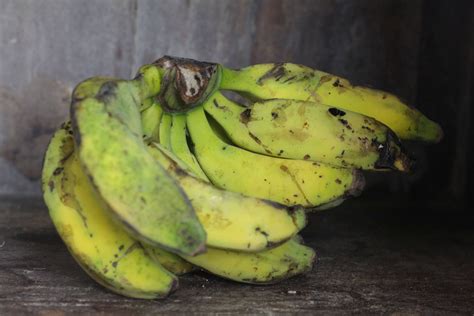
42;56;442;299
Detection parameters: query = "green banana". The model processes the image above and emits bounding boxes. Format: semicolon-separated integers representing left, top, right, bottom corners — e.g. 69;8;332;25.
147;143;307;252
140;98;162;142
159;112;173;150
42;125;177;299
186;105;364;208
204;91;412;171
220;63;443;142
182;237;315;284
71;71;206;256
169;114;209;180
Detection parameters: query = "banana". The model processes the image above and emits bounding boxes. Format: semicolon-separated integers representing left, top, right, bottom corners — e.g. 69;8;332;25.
142;243;194;275
42;124;177;299
169;114;208;180
147;143;307;251
182;237;315;284
159;112;173;150
220;63;442;142
204;91;412;171
140;98;163;142
71;73;206;256
186;105;364;207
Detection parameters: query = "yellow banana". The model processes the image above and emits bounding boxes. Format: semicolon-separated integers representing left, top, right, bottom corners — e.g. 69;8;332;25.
182;237;315;284
204;91;412;171
142;243;194;275
71;74;206;256
42;125;177;299
220;63;442;142
186;105;364;208
147;143;307;251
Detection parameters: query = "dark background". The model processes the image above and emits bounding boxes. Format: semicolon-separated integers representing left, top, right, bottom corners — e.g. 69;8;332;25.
0;0;472;211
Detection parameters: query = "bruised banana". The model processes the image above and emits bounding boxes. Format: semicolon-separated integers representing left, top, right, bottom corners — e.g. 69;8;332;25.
146;143;307;252
204;91;412;171
71;67;206;256
182;237;315;284
42;125;177;299
220;63;443;142
186;104;364;208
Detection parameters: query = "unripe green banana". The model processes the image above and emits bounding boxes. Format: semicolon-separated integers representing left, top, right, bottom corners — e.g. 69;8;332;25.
169;114;208;180
71;72;206;256
159;112;173;150
186;105;364;208
42;125;177;299
220;63;442;142
204;91;412;171
182;237;315;284
140;98;162;142
147;143;307;252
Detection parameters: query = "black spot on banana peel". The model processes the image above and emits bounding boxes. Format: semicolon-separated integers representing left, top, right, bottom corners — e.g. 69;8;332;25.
70;76;206;257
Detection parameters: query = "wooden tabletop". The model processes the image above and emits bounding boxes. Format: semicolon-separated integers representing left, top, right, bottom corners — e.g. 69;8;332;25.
0;196;473;314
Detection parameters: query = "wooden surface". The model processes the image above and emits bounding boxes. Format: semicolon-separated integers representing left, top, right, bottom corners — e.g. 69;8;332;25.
0;196;473;314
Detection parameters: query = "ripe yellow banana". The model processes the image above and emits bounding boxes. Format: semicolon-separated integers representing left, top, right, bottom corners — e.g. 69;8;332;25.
182;237;315;284
186;105;364;208
204;91;412;171
71;73;206;256
147;143;307;251
42;125;177;299
141;243;194;275
220;63;442;142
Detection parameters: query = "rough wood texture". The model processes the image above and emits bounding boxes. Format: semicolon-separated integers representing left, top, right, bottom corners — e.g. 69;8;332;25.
0;196;472;314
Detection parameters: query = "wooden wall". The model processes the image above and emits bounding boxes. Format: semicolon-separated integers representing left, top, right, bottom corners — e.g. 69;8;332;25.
0;0;472;210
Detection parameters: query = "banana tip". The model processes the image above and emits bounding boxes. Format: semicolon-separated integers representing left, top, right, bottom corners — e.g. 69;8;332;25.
348;170;365;197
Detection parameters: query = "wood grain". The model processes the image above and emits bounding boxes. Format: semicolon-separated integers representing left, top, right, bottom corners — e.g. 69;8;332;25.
0;196;472;314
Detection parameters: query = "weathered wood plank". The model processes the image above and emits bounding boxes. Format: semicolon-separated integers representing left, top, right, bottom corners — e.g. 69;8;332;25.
0;196;472;314
0;0;136;190
133;0;259;69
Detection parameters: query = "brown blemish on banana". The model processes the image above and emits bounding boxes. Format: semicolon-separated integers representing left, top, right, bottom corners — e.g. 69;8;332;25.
248;132;272;154
96;81;118;103
332;79;343;88
240;108;252;125
248;132;262;145
110;242;140;269
212;99;230;113
282;75;297;83
279;165;311;205
257;63;286;85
